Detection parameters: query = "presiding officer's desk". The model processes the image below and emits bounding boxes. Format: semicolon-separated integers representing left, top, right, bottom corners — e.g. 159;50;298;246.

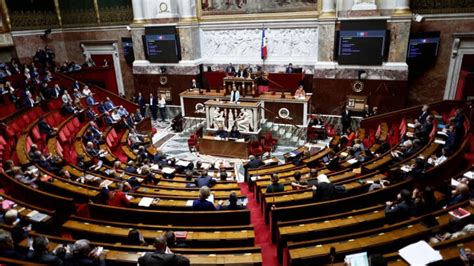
180;90;311;126
199;135;249;159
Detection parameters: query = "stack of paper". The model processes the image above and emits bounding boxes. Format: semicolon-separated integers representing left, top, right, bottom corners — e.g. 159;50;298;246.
162;167;175;174
138;197;154;207
399;240;442;265
344;252;369;266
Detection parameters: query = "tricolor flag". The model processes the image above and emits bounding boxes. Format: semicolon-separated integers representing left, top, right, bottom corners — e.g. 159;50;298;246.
261;28;268;60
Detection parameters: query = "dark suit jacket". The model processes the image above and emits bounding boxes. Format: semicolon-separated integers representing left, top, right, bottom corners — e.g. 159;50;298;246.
313;182;336;201
192;199;216;211
64;254;106;266
38;120;53;135
195;176;215;188
245;159;263;169
384;200;416;221
28;251;63;265
137;96;145;108
138;251;190;266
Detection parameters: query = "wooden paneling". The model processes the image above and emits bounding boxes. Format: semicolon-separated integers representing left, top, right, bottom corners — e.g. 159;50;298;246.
312;78;408;115
134;74;198;105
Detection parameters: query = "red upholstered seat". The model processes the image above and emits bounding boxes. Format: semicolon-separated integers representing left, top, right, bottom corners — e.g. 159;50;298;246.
249;140;263;157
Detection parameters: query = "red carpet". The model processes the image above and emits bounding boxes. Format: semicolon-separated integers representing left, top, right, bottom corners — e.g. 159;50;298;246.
240;183;278;266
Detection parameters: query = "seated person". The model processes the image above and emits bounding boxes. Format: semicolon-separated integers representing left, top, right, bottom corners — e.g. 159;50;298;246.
66;239;105;265
218;191;245;210
194;170;216;188
104;97;115;112
266;174;284;193
85;95;95;106
138;235;190;266
311;176;342;201
228;125;241;139
38;117;57;138
0;229;25;259
107;183;131;207
190;79;200;90
85;141;103;158
192;186;216;211
124;161;138;174
2;209;31;247
27;236;64;265
12;167;38;188
291;171;308;190
294;85;305;99
215;126;228;139
415;104;430;126
416;115;434;143
384;189;416;222
447;183;470;207
123;229;147;246
165;230;188;248
117;105;129;118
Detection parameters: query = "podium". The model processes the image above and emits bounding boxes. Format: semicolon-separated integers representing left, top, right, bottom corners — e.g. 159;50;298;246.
205;99;262;135
223;77;258;97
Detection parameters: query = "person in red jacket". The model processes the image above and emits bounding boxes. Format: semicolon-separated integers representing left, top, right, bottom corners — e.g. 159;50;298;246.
107;183;131;207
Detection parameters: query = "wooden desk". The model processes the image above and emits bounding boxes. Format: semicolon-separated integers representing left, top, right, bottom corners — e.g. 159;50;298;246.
180;90;310;125
199;136;249;159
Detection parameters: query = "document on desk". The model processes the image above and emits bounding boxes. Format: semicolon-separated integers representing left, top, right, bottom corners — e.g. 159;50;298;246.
236;138;245;142
138;197;154;207
399;240;442;265
162;167;175;174
344;252;369;266
176;160;190;167
464;171;474;179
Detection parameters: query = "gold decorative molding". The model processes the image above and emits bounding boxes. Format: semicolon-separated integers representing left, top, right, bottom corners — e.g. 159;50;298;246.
53;0;62;27
393;8;411;16
93;0;100;24
1;0;11;31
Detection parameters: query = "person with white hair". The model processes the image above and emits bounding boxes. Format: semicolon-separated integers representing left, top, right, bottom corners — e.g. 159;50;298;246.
2;209;30;247
192;186;217;211
65;239;105;265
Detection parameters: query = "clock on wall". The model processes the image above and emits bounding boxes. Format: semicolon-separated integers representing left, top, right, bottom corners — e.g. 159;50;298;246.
156;0;179;18
159;2;169;13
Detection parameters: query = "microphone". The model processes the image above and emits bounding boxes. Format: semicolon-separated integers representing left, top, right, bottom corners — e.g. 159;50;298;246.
330;246;336;265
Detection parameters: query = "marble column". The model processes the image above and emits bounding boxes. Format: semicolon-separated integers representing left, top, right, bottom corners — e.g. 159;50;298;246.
142;0;157;19
351;0;377;10
320;0;336;17
132;0;144;21
178;0;197;20
394;0;411;15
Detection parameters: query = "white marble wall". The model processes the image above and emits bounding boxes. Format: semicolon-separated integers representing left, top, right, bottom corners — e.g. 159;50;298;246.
200;27;318;65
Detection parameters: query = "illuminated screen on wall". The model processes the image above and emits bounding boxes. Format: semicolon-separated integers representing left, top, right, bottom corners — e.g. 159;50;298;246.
144;26;181;63
338;20;387;66
407;31;440;64
121;37;134;64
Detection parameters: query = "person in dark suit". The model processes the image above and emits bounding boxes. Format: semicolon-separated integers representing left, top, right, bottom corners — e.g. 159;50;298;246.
245;155;263;169
219;192;245;210
384;189;417;222
64;239;106;266
86;95;95;106
285;63;294;74
312;179;337;201
416;115;434;143
149;93;158;120
216;126;228;139
38;117;56;138
341;107;352;133
192;186;216;211
447;183;470;207
225;63;236;76
124;161;138;174
194;170;216;188
27;236;63;265
138;235;190;266
266;174;284;193
136;92;146;118
229;125;241;139
0;229;25;260
165;231;189;249
85;107;97;121
416;104;430;125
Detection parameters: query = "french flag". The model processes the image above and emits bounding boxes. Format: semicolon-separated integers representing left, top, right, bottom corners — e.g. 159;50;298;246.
261;28;268;60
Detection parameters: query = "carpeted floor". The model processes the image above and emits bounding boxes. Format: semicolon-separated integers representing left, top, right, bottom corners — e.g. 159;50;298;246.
239;183;278;266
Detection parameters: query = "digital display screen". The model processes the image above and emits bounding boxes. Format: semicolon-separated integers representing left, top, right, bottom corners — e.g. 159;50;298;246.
407;31;440;64
337;20;387;66
121;37;134;64
144;26;181;63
